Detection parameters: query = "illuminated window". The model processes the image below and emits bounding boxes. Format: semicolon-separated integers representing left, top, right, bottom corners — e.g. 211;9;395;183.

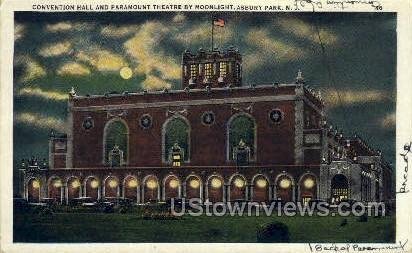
172;147;182;167
219;62;227;77
234;177;245;188
331;174;349;203
210;178;222;189
302;197;312;205
204;63;212;79
169;179;179;189
190;64;197;78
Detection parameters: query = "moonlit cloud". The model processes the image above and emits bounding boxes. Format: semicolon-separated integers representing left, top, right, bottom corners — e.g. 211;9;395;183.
15;112;67;132
276;17;338;46
242;28;308;75
15;55;47;82
45;22;73;32
245;29;308;63
39;41;73;57
381;112;395;128
15;23;25;41
322;89;392;108
142;75;172;90
18;87;68;101
76;49;127;72
57;62;91;76
100;25;139;38
172;13;186;23
174;22;233;48
45;21;95;33
124;21;180;88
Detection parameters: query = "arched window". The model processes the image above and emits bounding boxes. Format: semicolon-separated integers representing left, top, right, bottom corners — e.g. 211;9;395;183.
164;175;180;200
275;174;294;202
27;178;41;203
228;114;256;162
124;176;138;201
252;175;269;203
299;174;317;204
331;174;349;204
104;119;128;166
229;174;247;201
163;117;190;164
207;175;224;202
48;177;63;203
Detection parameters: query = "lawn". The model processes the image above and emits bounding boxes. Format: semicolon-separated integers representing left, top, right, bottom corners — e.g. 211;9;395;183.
14;211;395;243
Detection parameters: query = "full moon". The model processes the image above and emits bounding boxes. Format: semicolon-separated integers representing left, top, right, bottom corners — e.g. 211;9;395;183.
119;66;133;79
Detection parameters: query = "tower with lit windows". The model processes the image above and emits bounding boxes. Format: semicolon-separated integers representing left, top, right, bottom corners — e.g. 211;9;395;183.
181;46;242;89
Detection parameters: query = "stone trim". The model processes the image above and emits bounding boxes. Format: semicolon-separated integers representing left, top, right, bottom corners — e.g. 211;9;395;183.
72;95;297;112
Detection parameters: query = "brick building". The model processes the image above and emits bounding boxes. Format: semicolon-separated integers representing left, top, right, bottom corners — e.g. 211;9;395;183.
20;47;394;205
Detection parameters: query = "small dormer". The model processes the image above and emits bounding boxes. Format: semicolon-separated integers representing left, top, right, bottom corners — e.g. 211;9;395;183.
181;46;242;90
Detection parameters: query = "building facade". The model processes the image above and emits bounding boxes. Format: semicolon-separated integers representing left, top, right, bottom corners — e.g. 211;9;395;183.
19;47;394;205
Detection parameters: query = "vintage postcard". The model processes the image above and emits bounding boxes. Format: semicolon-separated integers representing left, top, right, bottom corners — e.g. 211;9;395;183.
0;0;411;252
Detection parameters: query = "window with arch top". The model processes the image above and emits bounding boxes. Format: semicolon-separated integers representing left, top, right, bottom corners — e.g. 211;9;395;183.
163;117;190;163
228;114;256;161
104;120;128;166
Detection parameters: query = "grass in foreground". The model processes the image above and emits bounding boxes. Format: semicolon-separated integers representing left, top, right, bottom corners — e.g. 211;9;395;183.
14;212;395;243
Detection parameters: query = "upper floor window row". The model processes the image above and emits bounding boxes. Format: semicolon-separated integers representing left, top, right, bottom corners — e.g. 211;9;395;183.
100;113;257;167
186;62;232;79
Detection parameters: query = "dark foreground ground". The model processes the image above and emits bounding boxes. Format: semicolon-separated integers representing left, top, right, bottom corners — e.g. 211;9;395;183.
14;211;395;243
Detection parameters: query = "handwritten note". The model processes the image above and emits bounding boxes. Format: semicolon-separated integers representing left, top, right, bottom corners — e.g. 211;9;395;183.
397;142;411;194
294;0;382;11
308;240;408;252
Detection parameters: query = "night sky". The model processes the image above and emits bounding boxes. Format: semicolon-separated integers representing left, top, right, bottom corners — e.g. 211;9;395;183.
13;12;396;168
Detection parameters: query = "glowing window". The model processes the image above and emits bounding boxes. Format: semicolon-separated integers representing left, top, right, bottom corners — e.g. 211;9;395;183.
256;179;267;188
32;180;40;189
219;62;227;77
279;178;291;189
234;178;245;188
190;64;197;78
146;179;158;189
302;197;312;205
127;179;138;188
108;179;118;188
189;179;200;189
211;178;222;188
169;179;179;189
52;179;62;188
205;63;212;79
303;178;315;189
90;180;99;189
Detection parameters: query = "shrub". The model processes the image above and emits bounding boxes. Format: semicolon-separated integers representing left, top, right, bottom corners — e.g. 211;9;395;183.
256;222;290;243
340;218;348;226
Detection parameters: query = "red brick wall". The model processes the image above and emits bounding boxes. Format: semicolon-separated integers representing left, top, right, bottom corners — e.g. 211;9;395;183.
71;95;296;168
